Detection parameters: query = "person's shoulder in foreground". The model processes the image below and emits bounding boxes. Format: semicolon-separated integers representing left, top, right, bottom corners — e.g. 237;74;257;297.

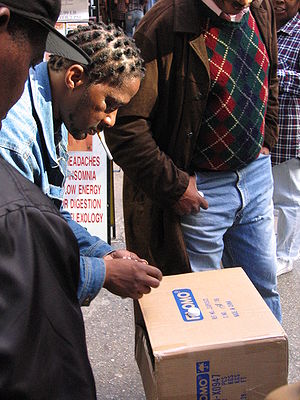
0;156;96;399
0;0;96;397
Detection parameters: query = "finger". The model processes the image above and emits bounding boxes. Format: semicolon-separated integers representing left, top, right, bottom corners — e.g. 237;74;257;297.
122;255;136;260
141;275;162;289
129;251;141;259
191;208;201;215
109;250;122;259
139;285;151;295
142;264;163;281
135;258;149;265
200;197;209;210
132;286;152;299
190;174;197;187
197;190;209;209
123;253;148;263
132;291;145;300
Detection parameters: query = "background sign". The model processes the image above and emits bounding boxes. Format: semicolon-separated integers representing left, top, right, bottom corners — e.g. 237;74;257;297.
59;0;89;22
63;134;109;241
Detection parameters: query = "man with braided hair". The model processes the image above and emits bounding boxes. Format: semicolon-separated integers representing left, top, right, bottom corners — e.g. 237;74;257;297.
0;21;162;307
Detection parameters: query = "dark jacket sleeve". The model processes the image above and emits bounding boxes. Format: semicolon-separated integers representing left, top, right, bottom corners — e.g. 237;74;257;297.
106;2;190;208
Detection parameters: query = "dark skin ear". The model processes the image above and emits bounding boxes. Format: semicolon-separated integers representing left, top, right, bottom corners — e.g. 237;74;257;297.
65;64;86;90
0;7;10;32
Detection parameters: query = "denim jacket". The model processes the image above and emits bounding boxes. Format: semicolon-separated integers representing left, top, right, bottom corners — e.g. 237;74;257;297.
0;62;112;305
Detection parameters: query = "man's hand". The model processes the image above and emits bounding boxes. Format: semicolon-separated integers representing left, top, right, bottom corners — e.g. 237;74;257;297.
103;258;163;299
260;146;270;155
172;175;209;216
104;249;148;264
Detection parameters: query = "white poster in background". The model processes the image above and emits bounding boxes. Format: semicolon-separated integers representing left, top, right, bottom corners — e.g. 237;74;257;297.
59;0;89;22
62;135;108;241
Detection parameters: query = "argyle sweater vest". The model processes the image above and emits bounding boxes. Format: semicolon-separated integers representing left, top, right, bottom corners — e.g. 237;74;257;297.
192;11;269;171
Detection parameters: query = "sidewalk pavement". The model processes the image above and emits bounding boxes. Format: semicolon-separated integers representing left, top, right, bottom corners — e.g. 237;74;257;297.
82;168;300;400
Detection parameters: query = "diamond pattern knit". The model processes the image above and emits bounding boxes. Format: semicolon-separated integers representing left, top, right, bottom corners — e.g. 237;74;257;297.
192;11;269;171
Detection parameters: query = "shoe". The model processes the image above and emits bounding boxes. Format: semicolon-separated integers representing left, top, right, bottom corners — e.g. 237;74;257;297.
276;258;293;277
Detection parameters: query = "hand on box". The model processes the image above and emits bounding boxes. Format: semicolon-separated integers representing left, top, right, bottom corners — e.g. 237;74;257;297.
105;249;149;264
103;255;162;299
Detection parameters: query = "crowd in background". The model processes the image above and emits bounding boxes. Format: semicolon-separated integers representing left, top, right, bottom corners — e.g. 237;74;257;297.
99;0;156;36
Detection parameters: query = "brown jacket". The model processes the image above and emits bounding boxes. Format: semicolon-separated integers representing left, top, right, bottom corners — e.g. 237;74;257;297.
106;0;279;275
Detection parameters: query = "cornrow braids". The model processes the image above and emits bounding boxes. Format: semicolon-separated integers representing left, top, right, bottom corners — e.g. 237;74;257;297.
48;22;145;86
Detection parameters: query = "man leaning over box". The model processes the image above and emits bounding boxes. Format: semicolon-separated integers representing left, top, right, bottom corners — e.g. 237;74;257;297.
0;22;162;307
106;0;282;322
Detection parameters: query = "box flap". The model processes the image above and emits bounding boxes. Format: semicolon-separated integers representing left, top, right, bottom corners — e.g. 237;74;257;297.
138;268;286;358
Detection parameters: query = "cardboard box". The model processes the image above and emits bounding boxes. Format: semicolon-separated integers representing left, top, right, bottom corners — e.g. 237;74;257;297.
136;268;288;400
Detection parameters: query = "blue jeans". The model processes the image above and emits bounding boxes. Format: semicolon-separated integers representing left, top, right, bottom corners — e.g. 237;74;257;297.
125;9;144;37
273;158;300;261
181;154;282;322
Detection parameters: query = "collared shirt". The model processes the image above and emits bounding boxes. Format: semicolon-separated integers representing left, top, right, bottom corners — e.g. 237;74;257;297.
0;62;112;305
271;13;300;165
201;0;249;22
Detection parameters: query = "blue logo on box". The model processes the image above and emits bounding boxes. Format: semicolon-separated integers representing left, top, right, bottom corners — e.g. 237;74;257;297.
197;373;210;400
196;361;210;400
172;289;203;322
196;361;210;374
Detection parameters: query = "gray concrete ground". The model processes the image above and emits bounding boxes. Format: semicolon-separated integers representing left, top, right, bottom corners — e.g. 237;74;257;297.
82;167;300;400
